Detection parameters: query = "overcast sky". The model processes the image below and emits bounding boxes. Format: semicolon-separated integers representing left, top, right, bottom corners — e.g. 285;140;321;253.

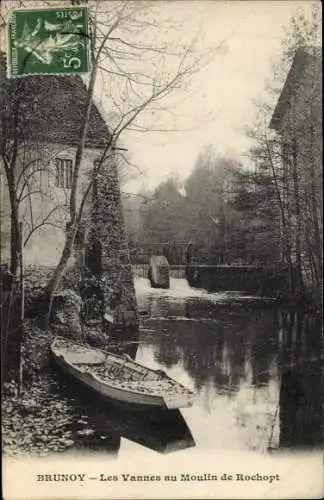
112;0;315;192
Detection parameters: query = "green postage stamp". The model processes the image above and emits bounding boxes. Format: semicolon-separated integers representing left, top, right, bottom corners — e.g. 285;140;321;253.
7;5;91;78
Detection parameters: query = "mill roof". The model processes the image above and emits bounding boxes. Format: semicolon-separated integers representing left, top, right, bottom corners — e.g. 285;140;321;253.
0;52;110;149
269;46;322;131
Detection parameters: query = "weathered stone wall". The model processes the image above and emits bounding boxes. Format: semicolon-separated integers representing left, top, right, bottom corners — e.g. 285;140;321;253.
86;157;139;330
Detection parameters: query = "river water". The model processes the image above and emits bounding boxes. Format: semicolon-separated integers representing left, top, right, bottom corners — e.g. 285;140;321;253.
56;277;323;458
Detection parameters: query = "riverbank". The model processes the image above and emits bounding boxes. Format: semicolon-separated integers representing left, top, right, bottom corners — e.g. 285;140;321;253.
2;320;75;457
2;305;115;458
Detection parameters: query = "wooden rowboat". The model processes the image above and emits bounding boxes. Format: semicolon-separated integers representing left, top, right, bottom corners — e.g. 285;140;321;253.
51;336;195;410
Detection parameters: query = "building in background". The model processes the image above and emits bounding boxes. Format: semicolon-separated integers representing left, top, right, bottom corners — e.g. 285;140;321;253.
269;46;322;295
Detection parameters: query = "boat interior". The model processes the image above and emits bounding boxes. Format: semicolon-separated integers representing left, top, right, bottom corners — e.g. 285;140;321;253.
57;343;161;383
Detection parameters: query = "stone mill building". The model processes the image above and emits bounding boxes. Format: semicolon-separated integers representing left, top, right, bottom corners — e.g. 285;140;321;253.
0;52;138;330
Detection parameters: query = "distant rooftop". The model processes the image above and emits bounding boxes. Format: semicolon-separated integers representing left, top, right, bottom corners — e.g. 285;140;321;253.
269;46;322;131
0;52;110;149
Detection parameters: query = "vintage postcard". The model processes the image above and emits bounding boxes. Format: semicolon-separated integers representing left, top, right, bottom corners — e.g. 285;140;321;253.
1;1;323;499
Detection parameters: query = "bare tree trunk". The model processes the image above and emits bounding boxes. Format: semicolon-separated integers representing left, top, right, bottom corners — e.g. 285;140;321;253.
3;78;22;275
291;140;303;297
304;216;316;285
218;198;225;264
44;227;77;326
266;137;294;295
10;213;19;276
309;124;322;292
17;222;24;395
44;58;98;309
7;173;20;276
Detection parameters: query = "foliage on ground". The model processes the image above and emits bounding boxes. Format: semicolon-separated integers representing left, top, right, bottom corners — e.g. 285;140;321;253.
2;318;113;457
2;320;75;457
2;377;75;457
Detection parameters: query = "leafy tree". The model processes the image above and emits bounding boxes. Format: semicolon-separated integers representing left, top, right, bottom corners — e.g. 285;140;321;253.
184;146;242;263
248;4;322;299
139;178;188;244
127;177;192;266
228;169;281;265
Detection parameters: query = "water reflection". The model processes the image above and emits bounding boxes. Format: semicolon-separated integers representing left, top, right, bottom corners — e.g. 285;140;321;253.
50;278;322;456
278;313;323;449
55;372;195;456
135;278;323;453
108;324;140;359
141;309;279;395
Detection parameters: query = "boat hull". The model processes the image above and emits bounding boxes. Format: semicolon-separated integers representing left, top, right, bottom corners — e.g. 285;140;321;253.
51;338;194;410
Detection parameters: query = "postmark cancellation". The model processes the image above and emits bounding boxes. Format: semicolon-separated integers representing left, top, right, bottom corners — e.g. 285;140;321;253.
7;5;91;78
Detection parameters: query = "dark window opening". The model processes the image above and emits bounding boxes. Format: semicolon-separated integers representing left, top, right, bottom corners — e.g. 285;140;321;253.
55;158;73;188
85;239;102;278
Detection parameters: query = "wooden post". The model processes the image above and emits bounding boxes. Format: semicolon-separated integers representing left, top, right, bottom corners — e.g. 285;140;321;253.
2;267;14;388
18;221;24;395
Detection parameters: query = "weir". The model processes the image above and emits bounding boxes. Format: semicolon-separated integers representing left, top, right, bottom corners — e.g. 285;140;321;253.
132;261;290;296
186;264;291;296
